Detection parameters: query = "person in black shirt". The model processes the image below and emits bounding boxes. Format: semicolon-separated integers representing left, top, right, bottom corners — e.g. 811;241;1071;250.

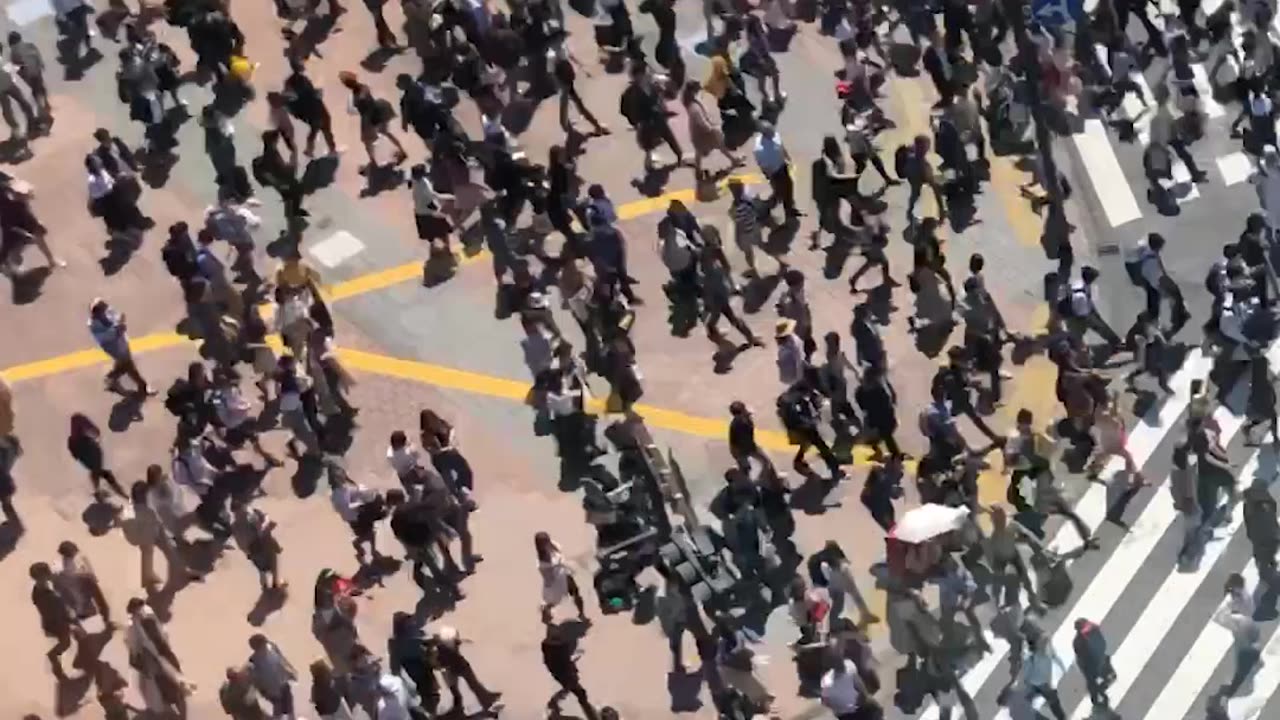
30;561;82;681
252;130;307;224
729;400;776;476
283;57;338;157
387;488;464;599
542;622;598;720
339;71;407;171
619;63;684;172
550;32;608;137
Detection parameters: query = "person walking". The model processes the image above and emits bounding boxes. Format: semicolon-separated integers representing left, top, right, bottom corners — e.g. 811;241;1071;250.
247;634;298;719
1087;391;1147;487
1131;232;1190;334
541;621;599;720
55;540;114;626
7;32;50;125
536;531;588;623
129;481;196;591
124;597;191;717
1062;265;1124;349
1244;352;1280;446
1215;573;1261;698
282;56;339;157
1244;475;1280;582
30;561;84;681
1012;630;1067;719
729;402;776;478
682;80;740;181
67;413;128;505
89;299;155;397
754;121;802;221
1072;618;1116;713
339;71;406;172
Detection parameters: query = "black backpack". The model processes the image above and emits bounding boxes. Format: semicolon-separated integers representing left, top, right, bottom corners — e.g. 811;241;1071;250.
893;145;912;181
777;392;812;431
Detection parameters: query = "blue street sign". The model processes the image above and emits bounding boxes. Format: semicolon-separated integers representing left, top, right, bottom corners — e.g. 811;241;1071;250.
1032;0;1083;25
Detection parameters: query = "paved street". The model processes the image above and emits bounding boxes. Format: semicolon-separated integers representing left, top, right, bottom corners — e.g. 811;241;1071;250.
5;0;1280;718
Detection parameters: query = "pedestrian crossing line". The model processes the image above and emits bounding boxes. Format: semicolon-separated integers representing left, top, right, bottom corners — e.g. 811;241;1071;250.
1219;151;1257;186
918;350;1215;720
1192;63;1228;118
1066;437;1273;719
999;366;1254;720
1072;120;1144;228
1142;558;1264;719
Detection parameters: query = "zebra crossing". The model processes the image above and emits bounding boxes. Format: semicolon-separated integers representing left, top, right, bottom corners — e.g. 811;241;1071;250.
899;338;1280;720
1066;1;1280;230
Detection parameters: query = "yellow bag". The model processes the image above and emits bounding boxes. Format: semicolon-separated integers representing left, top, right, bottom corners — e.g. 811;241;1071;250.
229;55;254;83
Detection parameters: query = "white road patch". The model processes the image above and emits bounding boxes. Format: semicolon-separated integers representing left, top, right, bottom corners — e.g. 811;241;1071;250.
1071;119;1143;228
1218;151;1256;186
7;0;52;25
308;230;366;268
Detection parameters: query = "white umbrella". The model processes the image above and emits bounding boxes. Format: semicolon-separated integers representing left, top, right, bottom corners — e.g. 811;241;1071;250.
890;504;970;544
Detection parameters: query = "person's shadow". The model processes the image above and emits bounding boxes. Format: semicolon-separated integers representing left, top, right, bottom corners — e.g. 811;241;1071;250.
247;585;289;626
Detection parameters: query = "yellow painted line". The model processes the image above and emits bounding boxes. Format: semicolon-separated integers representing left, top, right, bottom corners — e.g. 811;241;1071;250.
1;333;194;383
616;172;765;220
1;171;772;384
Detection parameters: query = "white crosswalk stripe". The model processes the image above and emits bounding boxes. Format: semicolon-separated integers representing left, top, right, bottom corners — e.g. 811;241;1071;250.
911;337;1280;720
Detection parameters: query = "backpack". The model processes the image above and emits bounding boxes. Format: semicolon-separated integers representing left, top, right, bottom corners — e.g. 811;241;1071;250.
1040;557;1073;606
1055;284;1080;319
661;228;695;272
894;145;912;181
1124;248;1150;287
777;392;812;431
806;553;829;587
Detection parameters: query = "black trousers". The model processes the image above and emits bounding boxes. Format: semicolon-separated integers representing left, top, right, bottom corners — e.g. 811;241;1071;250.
765;166;797;215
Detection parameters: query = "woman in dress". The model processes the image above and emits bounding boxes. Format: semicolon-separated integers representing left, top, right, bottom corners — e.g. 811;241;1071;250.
536;531;588;623
681;80;741;181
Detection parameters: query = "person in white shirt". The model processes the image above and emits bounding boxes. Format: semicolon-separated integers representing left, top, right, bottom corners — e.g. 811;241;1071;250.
1217;572;1261;697
775;319;805;386
375;672;418;720
329;473;384;563
386;430;422;485
211;368;282;468
1064;265;1123;348
819;653;864;719
1134;233;1189;331
754;122;801;220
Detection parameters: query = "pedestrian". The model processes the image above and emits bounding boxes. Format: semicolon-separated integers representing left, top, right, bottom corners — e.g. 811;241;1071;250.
813;540;879;627
7;32;49;124
1123;310;1173;394
220;665;271;720
409;163;455;255
282;56;339;157
855;363;902;460
232;495;287;593
429;625;503;714
549;30;608;137
541;621;599;720
55;540;114;626
1244;352;1280;446
1061;265;1124;349
1215;573;1261;697
247;634;298;718
123;597;190;717
329;470;386;564
253;130;308;225
339;71;407;172
0;52;36;141
861;456;903;531
1087;391;1147;487
1129;232;1190;334
729;401;777;478
1013;630;1067;719
89;299;155;397
1075;614;1116;707
212;367;283;468
702;237;763;347
775;318;807;387
67;413;127;504
848;219;894;293
360;0;398;47
778;378;845;480
1243;475;1279;582
682;80;740;181
30;561;84;681
128;481;195;590
898;134;946;221
536;531;588;623
819;644;877;719
309;659;355;719
276;354;323;460
754;121;801;221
